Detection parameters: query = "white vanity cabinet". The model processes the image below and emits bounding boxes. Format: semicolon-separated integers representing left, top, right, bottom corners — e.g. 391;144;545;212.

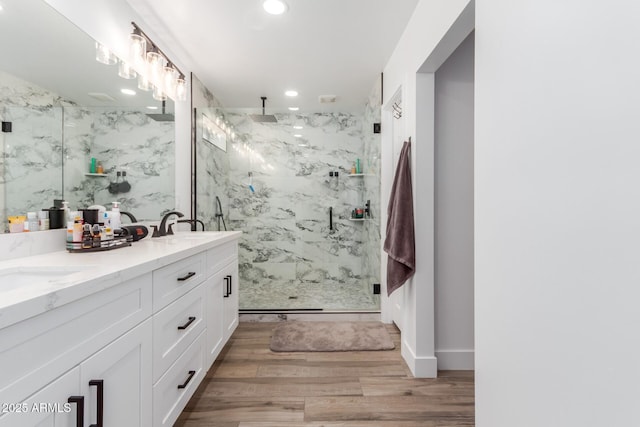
0;273;153;427
221;261;239;341
0;232;240;427
79;319;152;427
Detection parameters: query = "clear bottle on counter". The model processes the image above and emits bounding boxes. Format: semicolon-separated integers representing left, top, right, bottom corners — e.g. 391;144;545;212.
38;210;50;230
26;212;39;232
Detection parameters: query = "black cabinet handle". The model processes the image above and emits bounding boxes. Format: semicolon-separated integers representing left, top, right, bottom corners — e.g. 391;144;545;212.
177;271;196;282
89;379;104;427
177;370;196;389
178;316;196;330
226;275;233;295
67;396;84;427
223;276;229;298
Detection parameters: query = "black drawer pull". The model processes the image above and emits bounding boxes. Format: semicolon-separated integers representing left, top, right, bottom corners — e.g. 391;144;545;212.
226;275;233;295
177;271;196;282
178;316;196;330
89;379;104;427
223;276;229;298
178;370;196;389
67;396;84;427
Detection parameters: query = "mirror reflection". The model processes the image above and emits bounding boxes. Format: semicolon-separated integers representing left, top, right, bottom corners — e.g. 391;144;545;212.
0;0;175;233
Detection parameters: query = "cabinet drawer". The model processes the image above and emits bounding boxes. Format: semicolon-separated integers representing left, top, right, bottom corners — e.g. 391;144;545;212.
0;273;152;405
153;285;205;382
153;331;205;427
206;241;237;277
153;253;205;311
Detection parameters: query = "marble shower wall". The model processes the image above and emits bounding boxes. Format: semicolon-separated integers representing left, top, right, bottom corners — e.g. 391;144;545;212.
362;75;382;298
226;112;379;310
63;107;175;220
0;71;67;231
192;74;230;231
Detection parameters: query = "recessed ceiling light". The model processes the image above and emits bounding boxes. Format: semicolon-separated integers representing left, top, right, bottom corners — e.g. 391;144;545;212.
293;125;303;130
263;0;288;15
121;88;136;96
285;90;298;97
146;106;159;110
294;134;303;138
298;144;308;147
288;107;299;111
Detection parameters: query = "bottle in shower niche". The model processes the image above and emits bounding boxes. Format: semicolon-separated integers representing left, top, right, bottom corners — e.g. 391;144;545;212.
356;158;361;174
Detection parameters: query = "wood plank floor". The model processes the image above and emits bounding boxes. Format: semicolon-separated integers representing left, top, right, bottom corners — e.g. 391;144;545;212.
175;322;475;427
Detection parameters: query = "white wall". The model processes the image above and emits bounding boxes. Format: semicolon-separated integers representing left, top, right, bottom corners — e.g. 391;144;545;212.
43;0;192;213
475;0;640;426
434;31;474;370
381;0;473;377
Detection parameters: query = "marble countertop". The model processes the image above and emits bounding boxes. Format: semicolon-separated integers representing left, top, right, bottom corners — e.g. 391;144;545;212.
0;231;241;330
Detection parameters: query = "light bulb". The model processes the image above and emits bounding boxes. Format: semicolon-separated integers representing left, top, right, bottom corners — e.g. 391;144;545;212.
129;33;146;68
138;73;151;91
118;61;137;79
263;0;288;15
146;50;164;86
175;76;187;101
95;42;117;65
152;85;166;101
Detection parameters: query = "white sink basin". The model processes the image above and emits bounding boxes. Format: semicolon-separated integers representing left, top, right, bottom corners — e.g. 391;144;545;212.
0;266;91;292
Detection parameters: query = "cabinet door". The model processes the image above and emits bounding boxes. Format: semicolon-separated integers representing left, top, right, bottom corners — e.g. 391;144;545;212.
0;367;80;427
80;319;152;427
204;271;225;368
222;261;239;341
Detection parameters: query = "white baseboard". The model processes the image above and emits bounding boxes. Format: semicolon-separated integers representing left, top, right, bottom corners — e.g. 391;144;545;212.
401;339;438;378
435;349;474;370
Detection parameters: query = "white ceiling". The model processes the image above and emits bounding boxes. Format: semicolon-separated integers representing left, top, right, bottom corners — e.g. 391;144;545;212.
125;0;419;113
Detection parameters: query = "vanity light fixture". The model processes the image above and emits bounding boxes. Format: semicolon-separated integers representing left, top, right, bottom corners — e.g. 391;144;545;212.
129;27;146;68
294;134;303;138
111;22;188;102
121;88;136;96
152;84;167;101
138;73;151;91
285;90;298;97
293;125;303;129
288;107;299;111
263;0;288;15
95;42;117;65
146;106;159;110
175;75;187;102
118;60;137;79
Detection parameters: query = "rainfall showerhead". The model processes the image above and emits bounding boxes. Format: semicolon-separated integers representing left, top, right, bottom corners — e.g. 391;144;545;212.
146;100;175;122
249;96;278;123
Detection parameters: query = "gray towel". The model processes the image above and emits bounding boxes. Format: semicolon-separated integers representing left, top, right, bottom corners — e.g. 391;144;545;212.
383;139;415;296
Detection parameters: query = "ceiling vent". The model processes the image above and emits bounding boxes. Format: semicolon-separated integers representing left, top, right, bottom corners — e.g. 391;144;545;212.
88;92;116;102
318;94;337;104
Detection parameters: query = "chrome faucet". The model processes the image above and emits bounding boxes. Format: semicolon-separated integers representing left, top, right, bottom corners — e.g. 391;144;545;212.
156;211;184;237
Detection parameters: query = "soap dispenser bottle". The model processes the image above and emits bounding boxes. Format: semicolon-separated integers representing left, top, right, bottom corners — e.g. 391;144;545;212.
111;201;121;232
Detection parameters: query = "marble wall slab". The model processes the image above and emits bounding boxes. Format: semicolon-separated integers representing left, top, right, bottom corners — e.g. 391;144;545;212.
226;111;379;311
63;107;175;220
0;71;65;230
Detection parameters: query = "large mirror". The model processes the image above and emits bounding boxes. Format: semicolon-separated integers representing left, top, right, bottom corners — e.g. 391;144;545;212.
0;0;175;232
